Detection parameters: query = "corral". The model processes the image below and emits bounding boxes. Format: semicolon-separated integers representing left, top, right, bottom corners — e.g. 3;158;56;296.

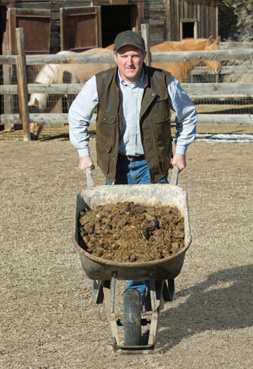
0;29;253;140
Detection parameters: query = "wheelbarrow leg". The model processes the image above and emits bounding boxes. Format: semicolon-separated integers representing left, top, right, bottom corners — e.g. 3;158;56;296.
102;274;120;347
162;279;175;302
148;280;164;347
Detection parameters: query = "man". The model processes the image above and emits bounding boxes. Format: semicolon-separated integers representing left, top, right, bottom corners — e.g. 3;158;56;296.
69;30;197;296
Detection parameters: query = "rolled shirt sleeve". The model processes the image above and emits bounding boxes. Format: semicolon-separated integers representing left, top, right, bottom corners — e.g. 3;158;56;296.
68;76;98;157
168;75;197;155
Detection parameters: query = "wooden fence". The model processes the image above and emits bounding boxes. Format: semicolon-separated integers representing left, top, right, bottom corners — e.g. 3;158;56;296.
0;28;253;140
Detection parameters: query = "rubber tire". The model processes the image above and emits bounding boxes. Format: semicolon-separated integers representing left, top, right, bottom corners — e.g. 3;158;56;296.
123;289;141;346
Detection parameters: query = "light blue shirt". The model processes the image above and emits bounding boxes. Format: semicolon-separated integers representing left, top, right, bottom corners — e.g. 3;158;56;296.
69;71;197;157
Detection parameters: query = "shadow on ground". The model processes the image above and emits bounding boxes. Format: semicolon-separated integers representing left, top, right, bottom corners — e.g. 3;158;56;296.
157;264;253;353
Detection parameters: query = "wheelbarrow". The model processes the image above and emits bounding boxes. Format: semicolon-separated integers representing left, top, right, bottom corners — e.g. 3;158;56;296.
72;167;192;353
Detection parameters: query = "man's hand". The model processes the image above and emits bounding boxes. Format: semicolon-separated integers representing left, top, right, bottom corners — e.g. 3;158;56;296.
172;154;186;171
78;156;95;175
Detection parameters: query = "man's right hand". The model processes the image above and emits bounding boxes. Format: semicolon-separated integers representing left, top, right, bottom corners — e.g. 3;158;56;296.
78;156;95;175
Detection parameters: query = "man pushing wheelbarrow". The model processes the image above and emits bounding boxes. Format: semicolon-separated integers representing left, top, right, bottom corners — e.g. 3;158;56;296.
69;30;197;352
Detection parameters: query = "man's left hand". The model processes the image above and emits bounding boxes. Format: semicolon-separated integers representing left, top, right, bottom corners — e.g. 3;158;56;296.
171;154;186;171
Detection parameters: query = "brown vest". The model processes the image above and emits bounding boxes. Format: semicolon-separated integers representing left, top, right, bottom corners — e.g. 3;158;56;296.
95;65;172;183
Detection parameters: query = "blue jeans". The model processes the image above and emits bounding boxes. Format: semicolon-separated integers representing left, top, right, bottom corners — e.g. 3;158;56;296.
107;155;168;296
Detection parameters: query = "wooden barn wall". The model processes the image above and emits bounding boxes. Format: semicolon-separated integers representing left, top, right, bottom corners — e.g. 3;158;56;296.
144;0;166;45
0;0;220;51
167;0;219;41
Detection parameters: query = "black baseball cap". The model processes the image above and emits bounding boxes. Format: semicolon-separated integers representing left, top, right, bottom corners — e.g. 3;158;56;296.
113;30;146;52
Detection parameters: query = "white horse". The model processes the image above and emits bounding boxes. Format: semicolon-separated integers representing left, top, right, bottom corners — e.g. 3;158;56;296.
28;48;114;111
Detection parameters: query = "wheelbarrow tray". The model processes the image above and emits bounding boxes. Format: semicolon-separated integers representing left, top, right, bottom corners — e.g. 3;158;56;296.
73;183;191;281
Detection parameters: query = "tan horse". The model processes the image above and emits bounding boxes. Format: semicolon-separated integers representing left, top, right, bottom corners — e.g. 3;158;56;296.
28;48;115;111
107;36;221;82
150;36;221;82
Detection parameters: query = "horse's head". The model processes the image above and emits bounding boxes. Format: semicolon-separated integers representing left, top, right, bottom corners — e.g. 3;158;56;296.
28;93;47;110
204;36;222;74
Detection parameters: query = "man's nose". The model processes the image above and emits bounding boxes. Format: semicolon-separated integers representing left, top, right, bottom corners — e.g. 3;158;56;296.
126;56;133;64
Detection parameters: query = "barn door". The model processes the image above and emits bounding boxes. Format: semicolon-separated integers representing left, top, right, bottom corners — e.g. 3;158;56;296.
4;8;51;117
8;8;51;55
60;7;102;51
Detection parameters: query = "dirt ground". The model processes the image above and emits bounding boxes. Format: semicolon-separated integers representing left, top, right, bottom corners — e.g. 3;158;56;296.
0;126;252;369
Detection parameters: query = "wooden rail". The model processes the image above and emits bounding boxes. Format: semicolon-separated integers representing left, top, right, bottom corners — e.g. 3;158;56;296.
3;112;252;126
190;66;253;76
1;48;252;65
1;82;253;99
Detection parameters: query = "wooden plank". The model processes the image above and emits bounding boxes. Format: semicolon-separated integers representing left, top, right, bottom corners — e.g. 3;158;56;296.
0;85;18;94
15;28;31;141
9;9;51;17
8;8;17;55
22;48;253;66
102;283;120;346
26;83;84;94
190;66;253;75
141;23;151;66
2;113;252;126
195;114;253;126
2;82;252;99
25;53;115;65
181;83;253;97
151;49;253;62
0;56;17;65
25;82;253;97
1;114;68;125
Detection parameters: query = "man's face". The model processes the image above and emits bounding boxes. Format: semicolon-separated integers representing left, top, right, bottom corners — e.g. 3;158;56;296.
113;45;147;83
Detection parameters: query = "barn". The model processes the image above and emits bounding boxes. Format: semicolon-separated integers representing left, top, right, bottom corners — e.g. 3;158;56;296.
0;0;222;56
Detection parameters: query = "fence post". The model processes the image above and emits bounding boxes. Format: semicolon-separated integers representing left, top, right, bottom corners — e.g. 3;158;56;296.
15;28;31;141
141;24;151;66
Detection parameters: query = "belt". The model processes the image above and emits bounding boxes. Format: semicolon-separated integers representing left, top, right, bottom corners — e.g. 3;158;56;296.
118;153;145;161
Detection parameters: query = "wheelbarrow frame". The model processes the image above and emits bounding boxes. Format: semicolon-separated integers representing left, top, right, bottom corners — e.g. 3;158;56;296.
72;182;192;353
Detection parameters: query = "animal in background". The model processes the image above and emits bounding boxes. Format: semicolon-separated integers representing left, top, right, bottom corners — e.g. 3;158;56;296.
28;38;221;138
150;36;221;82
107;36;221;82
28;48;115;111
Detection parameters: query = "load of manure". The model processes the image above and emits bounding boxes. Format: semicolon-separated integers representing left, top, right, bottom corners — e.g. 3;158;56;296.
79;202;185;263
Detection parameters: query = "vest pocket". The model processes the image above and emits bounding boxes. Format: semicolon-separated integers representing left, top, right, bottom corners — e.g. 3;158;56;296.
150;111;172;173
150;111;171;151
96;113;117;177
96;113;116;153
96;133;112;175
97;113;115;127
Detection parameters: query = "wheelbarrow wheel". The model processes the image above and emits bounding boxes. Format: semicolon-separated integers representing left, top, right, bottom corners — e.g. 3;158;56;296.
123;289;141;346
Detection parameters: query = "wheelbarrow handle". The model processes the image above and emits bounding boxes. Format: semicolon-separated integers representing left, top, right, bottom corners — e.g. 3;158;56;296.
85;168;94;187
170;166;180;186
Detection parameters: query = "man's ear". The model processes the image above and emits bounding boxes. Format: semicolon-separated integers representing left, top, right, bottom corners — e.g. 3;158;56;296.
113;52;118;64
